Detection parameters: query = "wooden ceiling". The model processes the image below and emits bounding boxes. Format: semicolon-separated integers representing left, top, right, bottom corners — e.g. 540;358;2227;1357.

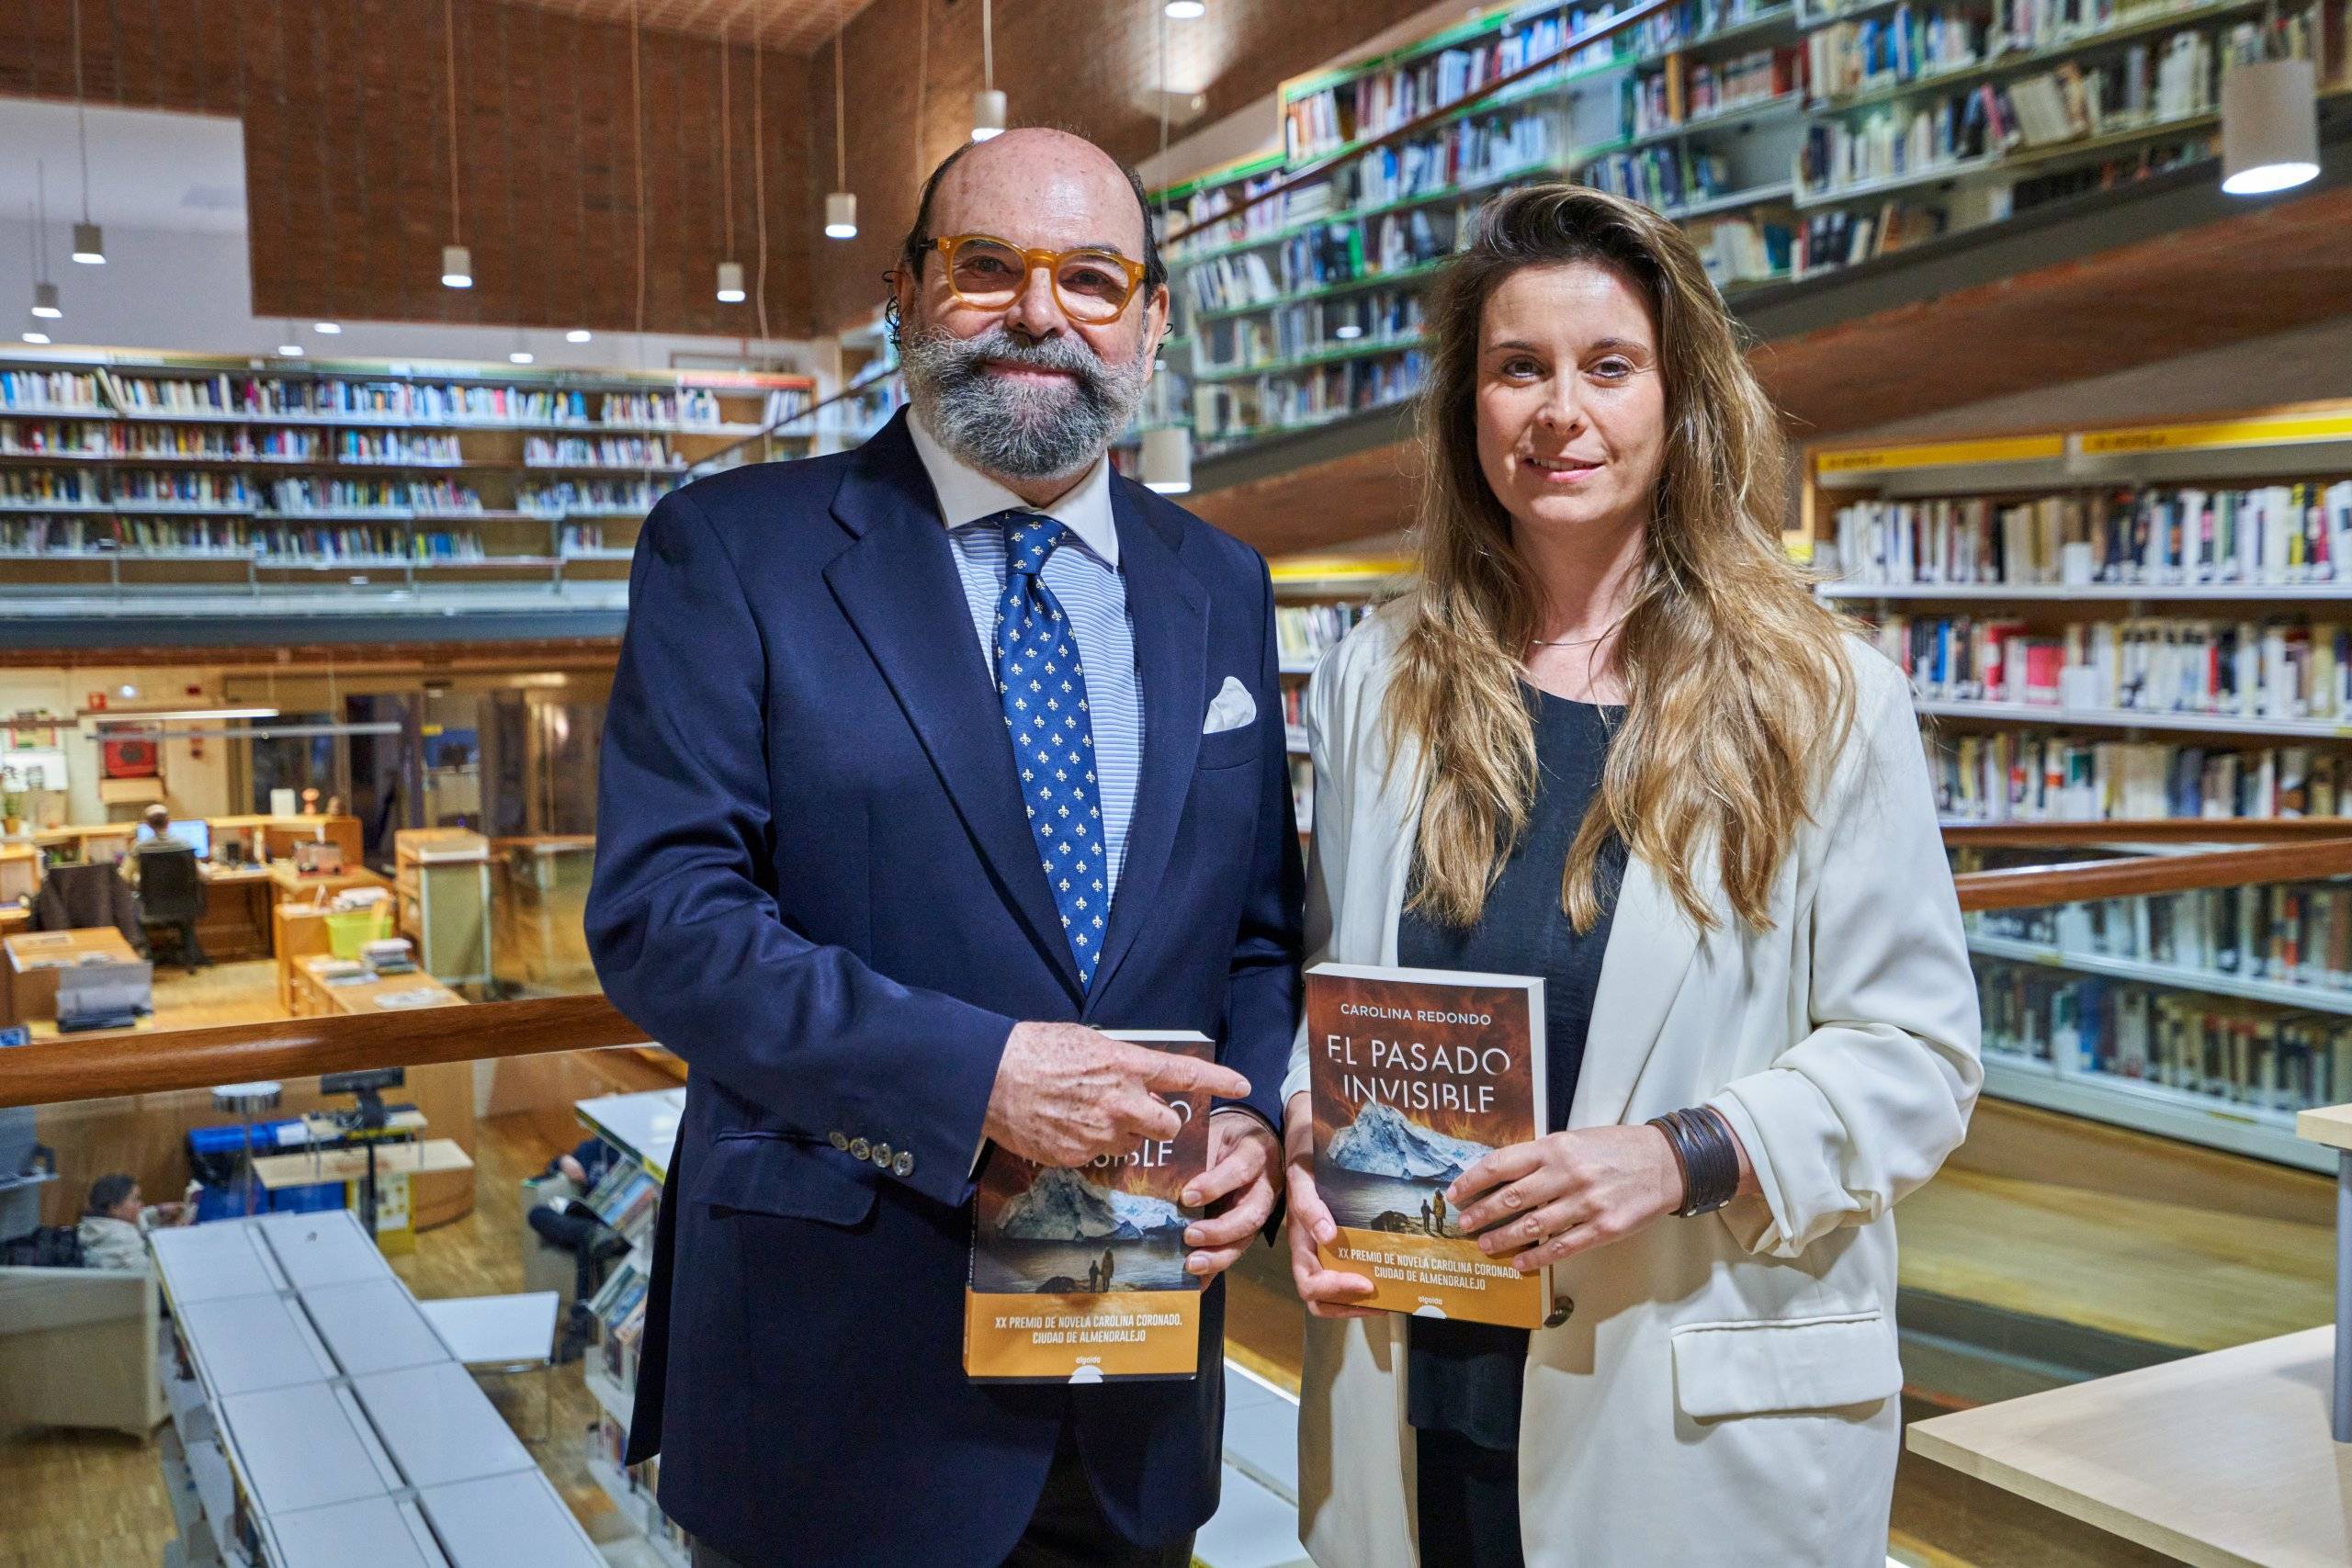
1188;179;2352;559
495;0;882;51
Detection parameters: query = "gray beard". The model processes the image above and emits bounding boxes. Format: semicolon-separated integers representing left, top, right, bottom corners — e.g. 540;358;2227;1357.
899;321;1150;483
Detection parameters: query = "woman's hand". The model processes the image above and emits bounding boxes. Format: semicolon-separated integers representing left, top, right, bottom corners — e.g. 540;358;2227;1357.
1283;1091;1382;1318
1447;1124;1685;1271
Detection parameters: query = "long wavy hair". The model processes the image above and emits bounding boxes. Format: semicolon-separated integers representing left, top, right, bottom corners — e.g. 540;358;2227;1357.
1390;185;1854;935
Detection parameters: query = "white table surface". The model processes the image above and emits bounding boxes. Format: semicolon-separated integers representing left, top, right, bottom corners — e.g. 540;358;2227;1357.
254;1208;391;1292
305;1278;458;1378
265;1495;445;1568
151;1222;284;1304
217;1382;400;1518
417;1292;560;1366
415;1472;607;1568
575;1088;684;1183
350;1362;537;1492
175;1292;339;1397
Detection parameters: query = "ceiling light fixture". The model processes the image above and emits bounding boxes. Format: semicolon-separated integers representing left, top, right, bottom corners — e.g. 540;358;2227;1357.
1139;3;1194;498
973;0;1006;141
2222;54;2320;195
314;321;342;334
1141;424;1193;494
567;328;594;344
21;330;51;345
824;0;857;240
510;330;535;366
718;24;748;302
31;283;60;320
29;169;62;322
277;323;305;356
77;705;280;727
1166;0;1206;18
67;2;105;264
438;0;469;287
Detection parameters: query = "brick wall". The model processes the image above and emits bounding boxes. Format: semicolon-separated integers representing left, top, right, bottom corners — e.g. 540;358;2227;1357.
4;0;820;338
6;0;1439;340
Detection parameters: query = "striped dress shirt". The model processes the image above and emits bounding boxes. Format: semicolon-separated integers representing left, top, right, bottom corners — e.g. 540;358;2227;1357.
906;412;1144;904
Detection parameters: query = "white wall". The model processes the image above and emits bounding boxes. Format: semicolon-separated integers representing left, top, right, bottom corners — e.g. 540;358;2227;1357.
0;667;236;827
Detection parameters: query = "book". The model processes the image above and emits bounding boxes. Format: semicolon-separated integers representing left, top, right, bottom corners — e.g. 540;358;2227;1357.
964;1030;1215;1382
1305;962;1548;1327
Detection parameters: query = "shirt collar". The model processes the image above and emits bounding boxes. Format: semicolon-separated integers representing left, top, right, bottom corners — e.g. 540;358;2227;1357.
908;408;1121;570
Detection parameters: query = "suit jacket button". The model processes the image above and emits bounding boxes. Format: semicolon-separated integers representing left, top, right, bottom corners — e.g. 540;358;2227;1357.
830;1132;850;1151
1544;1296;1575;1327
850;1138;872;1161
871;1142;893;1169
892;1150;915;1179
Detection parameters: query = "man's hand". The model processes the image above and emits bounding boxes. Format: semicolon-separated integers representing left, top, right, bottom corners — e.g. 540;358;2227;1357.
984;1021;1251;1168
1282;1091;1380;1318
1181;1112;1281;1280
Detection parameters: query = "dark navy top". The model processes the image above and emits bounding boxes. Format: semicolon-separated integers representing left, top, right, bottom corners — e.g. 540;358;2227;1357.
1397;688;1626;1451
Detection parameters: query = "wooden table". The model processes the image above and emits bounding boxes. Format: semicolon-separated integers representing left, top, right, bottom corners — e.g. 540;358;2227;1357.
192;863;275;962
1;926;141;1027
291;963;464;1020
1908;1326;2350;1567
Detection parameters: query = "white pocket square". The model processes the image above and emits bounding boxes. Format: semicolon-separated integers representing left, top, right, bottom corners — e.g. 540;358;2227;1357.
1203;676;1257;735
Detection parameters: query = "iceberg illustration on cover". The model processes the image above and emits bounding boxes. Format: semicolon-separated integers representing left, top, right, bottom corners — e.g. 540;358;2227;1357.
965;1031;1212;1382
1306;963;1548;1326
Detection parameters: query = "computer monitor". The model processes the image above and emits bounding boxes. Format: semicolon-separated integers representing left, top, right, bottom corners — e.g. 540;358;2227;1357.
136;819;212;860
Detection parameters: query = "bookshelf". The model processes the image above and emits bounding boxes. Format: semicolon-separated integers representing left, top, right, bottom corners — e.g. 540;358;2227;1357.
1269;555;1413;831
571;1089;691;1568
0;349;813;612
1806;401;2352;1168
1152;0;2351;461
1161;0;1808;457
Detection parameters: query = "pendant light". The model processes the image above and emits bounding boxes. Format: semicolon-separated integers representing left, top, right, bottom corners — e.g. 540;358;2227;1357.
2222;29;2320;196
1141;2;1193;495
22;206;52;343
314;321;341;334
973;0;1007;141
825;0;857;239
1165;1;1205;17
717;23;748;300
567;328;594;344
510;328;535;366
28;166;62;321
68;2;105;264
438;0;471;287
277;322;305;356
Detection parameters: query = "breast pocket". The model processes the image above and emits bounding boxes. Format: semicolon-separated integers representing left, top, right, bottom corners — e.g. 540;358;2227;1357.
1197;725;1259;772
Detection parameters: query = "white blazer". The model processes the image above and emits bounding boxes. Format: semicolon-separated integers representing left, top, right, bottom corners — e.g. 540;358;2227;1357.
1282;604;1982;1568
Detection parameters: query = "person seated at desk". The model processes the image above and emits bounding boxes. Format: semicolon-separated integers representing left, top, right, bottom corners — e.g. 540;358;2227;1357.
526;1137;631;1360
76;1173;193;1276
132;805;190;861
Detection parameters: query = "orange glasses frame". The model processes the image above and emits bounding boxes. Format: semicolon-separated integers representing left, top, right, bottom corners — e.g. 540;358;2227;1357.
931;234;1149;321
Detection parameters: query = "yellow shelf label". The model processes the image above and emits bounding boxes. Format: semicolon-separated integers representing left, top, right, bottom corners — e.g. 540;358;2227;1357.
2077;412;2352;456
1815;435;2065;475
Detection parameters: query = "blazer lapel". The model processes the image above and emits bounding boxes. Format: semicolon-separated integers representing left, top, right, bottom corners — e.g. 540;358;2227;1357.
1567;852;1703;1129
822;413;1084;998
1090;481;1207;1002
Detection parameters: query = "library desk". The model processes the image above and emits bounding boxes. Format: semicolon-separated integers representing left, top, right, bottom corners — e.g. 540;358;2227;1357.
193;863;274;962
1907;1326;2348;1568
1;926;141;1028
252;1136;474;1252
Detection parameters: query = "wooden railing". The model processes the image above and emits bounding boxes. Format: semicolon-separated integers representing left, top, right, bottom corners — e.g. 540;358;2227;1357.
7;829;2352;1108
0;993;639;1110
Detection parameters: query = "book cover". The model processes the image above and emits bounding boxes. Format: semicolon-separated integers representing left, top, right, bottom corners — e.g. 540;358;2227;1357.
964;1031;1214;1383
1306;963;1549;1328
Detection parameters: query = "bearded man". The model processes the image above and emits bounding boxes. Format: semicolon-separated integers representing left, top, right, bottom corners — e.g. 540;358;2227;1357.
585;129;1305;1568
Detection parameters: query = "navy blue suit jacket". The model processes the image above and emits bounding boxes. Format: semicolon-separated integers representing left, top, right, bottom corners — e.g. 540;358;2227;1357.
584;411;1306;1567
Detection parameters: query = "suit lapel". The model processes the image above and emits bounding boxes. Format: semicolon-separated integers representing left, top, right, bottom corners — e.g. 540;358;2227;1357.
822;413;1084;998
1567;851;1703;1128
1090;481;1206;1003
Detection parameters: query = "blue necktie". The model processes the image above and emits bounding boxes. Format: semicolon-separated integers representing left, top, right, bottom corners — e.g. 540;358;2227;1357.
995;513;1108;988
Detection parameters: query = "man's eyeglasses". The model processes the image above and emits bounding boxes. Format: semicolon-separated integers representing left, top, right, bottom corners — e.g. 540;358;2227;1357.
932;235;1148;326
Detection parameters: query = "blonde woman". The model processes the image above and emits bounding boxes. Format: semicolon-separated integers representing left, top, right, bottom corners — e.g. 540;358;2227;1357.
1279;186;1982;1567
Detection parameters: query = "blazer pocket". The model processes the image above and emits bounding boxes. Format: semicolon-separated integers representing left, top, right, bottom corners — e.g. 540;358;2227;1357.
1197;726;1259;771
1669;1310;1901;1420
692;1132;879;1228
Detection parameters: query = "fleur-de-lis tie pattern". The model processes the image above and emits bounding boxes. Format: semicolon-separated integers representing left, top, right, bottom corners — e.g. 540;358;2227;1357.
995;512;1109;988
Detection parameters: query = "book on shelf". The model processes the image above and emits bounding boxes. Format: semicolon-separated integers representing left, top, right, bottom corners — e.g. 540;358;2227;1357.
1828;483;2352;587
1872;612;2352;721
0;369;102;412
964;1030;1215;1382
1983;876;2352;991
1930;730;2344;822
1276;601;1375;666
1305;964;1549;1326
1975;957;2352;1113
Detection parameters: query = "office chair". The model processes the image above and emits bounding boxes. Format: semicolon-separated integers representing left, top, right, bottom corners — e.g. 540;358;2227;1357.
30;862;148;956
134;847;209;973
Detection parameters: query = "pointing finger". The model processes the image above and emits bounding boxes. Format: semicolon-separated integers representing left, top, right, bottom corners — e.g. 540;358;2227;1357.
1134;1050;1250;1101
